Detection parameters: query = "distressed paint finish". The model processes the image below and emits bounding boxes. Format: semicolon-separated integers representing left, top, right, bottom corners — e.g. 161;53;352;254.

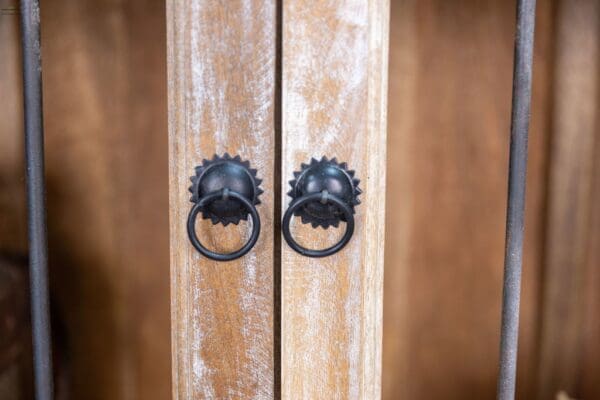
167;1;276;398
281;1;389;398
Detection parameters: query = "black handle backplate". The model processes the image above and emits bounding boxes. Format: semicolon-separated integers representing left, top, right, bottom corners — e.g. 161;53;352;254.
187;153;263;261
283;156;362;257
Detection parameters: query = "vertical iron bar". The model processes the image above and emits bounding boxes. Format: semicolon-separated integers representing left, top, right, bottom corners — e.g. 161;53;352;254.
20;1;54;399
497;0;537;399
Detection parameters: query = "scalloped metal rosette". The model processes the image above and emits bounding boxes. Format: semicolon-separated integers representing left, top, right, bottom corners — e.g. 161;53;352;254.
189;153;263;226
287;156;361;228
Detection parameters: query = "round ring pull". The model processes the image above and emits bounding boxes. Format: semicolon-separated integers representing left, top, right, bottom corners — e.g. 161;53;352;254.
187;189;260;261
283;156;361;257
282;191;355;258
187;154;263;261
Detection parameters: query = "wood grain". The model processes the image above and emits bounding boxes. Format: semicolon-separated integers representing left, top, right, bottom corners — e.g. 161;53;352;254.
1;0;596;397
281;1;389;398
536;0;600;398
382;0;554;398
40;1;171;399
167;1;276;398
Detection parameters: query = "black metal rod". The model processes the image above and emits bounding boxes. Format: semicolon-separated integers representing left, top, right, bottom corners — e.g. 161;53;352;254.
497;0;537;399
20;1;54;399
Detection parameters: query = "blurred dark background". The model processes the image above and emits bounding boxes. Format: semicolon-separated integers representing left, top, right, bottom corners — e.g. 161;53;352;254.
1;0;598;399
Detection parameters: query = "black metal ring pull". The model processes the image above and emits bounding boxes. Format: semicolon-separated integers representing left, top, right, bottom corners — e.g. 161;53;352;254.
282;156;362;258
187;154;263;261
187;189;260;261
283;191;355;257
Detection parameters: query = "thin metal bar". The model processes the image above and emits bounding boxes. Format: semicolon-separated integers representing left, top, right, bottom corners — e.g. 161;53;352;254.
20;1;55;399
497;0;537;399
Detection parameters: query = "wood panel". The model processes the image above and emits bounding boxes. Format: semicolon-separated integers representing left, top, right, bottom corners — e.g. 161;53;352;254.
581;113;600;399
167;0;276;398
382;0;554;398
281;1;389;398
537;0;600;398
40;1;170;399
0;0;27;255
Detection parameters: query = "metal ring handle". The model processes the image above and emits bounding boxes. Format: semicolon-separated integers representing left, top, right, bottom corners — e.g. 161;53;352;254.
282;191;355;257
187;189;260;261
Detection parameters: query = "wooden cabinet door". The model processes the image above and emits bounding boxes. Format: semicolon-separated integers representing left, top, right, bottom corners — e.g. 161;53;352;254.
281;1;389;398
167;1;389;398
167;1;277;398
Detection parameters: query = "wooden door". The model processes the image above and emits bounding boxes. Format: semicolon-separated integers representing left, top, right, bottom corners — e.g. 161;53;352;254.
167;0;389;398
281;1;388;398
167;0;277;398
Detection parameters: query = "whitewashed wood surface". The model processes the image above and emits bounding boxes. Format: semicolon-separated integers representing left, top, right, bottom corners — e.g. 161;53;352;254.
167;1;276;398
281;1;389;398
